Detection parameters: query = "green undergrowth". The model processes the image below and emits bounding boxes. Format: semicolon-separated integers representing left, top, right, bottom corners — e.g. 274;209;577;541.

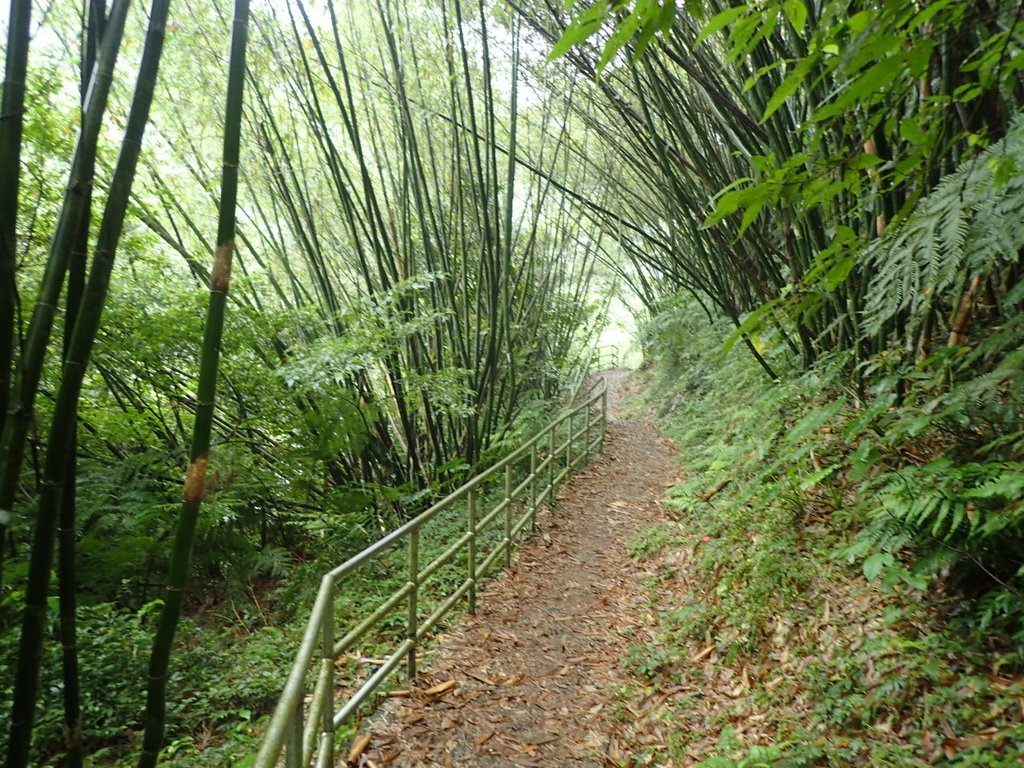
621;301;1024;766
0;486;536;767
0;408;587;767
0;600;290;766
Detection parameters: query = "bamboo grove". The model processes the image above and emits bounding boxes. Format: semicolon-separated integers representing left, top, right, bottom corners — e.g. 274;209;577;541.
530;0;1024;720
518;0;1023;376
1;0;602;763
3;0;1024;764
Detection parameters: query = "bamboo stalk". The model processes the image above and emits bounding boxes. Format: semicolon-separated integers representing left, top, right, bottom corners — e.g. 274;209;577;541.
0;0;130;587
5;1;168;765
138;1;249;764
0;0;33;446
57;5;107;763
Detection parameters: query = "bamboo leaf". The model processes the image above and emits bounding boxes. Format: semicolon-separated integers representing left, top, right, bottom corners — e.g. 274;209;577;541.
548;2;610;61
782;0;807;35
694;4;746;47
762;54;817;122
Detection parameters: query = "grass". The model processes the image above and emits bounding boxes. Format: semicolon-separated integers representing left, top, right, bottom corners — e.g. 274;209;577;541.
617;300;1024;767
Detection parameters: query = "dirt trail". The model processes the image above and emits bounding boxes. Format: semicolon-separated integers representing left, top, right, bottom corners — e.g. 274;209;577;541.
363;370;678;767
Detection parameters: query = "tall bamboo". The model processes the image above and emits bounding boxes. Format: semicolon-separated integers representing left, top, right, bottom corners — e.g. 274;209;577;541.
0;0;32;437
4;2;168;765
0;0;33;582
58;6;107;763
0;0;130;589
138;1;249;764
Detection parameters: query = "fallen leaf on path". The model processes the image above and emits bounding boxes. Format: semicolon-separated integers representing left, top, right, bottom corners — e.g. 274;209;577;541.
347;733;371;764
424;680;457;696
475;730;495;746
691;645;715;662
606;737;623;764
584;729;606;749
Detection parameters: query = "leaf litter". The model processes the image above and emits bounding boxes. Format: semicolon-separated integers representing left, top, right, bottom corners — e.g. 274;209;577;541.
360;370;678;766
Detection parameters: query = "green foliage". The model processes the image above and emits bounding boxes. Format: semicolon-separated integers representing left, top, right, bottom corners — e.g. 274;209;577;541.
839;334;1024;635
693;742;816;768
629;297;1024;765
624;640;675;680
862;118;1024;338
627;524;675;559
548;0;677;77
0;601;294;767
540;0;1022;391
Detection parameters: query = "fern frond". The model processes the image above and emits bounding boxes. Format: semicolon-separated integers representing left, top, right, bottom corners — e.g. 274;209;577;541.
862;115;1024;337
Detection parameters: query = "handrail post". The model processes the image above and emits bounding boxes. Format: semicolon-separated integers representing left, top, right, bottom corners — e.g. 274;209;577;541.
503;463;512;568
585;400;592;462
407;529;419;679
467;489;477;613
566;410;573;473
529;443;537;532
548;429;555;497
601;384;608;441
317;580;335;766
285;701;303;768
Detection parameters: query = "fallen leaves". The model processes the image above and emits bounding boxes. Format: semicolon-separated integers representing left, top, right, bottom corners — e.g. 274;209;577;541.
423;680;457;697
690;644;715;663
355;405;679;766
347;734;372;764
474;730;494;747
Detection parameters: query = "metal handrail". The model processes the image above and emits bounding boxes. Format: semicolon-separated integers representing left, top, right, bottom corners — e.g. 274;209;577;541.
253;379;609;768
593;344;619;370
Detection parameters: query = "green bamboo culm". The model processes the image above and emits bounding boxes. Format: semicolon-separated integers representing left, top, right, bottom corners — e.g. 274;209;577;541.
0;0;33;583
0;0;130;589
58;5;107;763
138;1;249;765
4;2;169;765
0;0;32;437
245;0;599;483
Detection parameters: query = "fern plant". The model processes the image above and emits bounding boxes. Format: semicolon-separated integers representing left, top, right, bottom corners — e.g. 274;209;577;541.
844;293;1024;637
862;115;1024;339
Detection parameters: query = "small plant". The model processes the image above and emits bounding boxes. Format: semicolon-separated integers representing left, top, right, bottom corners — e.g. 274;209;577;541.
623;641;675;681
627;525;674;559
693;743;817;768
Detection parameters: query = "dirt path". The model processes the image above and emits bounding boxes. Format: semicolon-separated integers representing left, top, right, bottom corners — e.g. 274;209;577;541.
361;371;679;767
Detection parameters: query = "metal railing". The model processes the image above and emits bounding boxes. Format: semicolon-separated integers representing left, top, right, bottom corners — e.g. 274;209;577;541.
253;379;609;768
594;344;619;370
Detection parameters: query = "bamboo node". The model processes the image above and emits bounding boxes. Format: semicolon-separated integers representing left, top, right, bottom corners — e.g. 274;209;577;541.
210;241;234;292
183;454;209;502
